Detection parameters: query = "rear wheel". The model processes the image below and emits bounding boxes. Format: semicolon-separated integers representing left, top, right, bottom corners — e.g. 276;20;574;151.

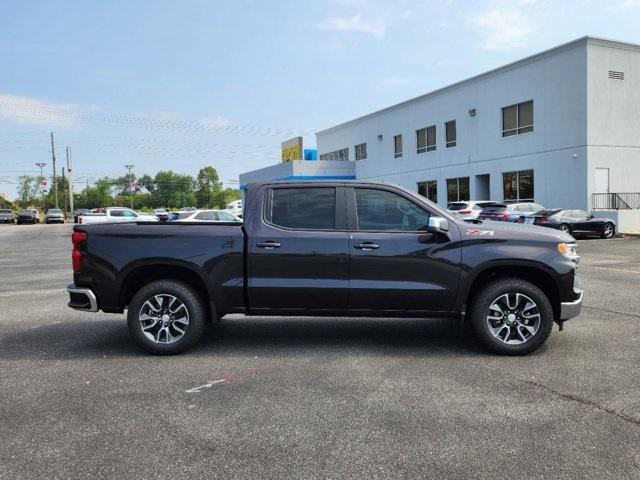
470;278;554;355
601;222;615;239
127;279;206;355
558;223;571;234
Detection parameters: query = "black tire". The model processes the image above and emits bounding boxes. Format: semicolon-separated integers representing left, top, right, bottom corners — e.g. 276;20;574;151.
469;277;554;355
601;222;615;239
127;279;206;355
558;223;571;234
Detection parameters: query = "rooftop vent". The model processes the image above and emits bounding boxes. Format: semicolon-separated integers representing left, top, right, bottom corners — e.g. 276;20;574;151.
608;70;624;80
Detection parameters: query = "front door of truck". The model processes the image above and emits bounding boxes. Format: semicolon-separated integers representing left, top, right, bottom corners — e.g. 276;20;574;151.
346;187;460;313
248;186;349;312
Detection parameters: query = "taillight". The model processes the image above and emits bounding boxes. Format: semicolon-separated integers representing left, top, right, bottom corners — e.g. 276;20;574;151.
72;231;87;272
495;213;509;219
459;210;472;215
536;218;549;224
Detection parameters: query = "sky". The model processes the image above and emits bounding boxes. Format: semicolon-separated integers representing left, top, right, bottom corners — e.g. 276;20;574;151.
1;0;640;199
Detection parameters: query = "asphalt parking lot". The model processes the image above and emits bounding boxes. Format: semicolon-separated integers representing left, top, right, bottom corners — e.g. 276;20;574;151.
0;224;638;479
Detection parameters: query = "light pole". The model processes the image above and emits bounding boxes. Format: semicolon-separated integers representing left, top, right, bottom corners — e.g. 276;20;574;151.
35;162;47;211
124;164;135;209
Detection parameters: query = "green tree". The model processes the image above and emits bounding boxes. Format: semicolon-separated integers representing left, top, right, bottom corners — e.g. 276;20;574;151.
74;177;114;209
16;175;41;208
153;170;196;209
212;187;241;209
194;166;221;208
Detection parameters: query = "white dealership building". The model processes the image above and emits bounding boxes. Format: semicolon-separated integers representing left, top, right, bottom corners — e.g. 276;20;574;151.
240;37;640;230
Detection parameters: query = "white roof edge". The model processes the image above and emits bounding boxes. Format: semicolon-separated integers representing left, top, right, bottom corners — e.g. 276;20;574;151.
316;36;640;136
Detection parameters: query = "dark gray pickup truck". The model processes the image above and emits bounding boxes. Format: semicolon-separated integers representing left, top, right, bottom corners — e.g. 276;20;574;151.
67;181;583;355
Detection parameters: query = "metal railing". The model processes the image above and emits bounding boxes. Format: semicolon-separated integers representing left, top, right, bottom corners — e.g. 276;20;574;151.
592;192;640;210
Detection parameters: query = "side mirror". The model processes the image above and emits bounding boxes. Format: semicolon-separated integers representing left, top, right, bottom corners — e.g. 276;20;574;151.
426;216;449;234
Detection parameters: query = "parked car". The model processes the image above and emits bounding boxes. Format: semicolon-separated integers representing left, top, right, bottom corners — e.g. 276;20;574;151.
478;202;544;222
523;209;616;238
447;201;500;220
225;199;243;218
74;208;91;223
168;209;241;222
154;208;170;221
68;181;582;356
17;209;40;224
46;208;65;224
0;208;14;224
79;207;158;225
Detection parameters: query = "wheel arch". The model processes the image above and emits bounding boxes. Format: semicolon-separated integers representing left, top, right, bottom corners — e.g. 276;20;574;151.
118;260;215;320
462;262;561;320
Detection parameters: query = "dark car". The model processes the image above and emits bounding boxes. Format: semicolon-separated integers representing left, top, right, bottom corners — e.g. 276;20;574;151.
67;181;583;357
478;202;544;222
154;208;170;221
523;209;616;238
17;209;40;224
0;208;14;224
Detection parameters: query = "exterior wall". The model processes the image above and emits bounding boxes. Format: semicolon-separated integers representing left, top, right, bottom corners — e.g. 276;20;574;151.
239;160;355;188
317;39;592;208
587;40;640;207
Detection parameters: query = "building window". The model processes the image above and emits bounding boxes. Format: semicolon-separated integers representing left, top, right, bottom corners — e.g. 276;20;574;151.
319;148;349;161
416;126;436;154
394;135;403;158
446;177;470;202
502;100;533;137
445;120;456;148
418;180;438;203
503;170;534;202
354;143;367;160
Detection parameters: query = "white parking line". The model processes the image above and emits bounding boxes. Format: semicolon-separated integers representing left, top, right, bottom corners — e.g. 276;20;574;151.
185;379;226;393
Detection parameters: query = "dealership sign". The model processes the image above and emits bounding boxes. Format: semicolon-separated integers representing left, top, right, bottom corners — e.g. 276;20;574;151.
281;136;303;163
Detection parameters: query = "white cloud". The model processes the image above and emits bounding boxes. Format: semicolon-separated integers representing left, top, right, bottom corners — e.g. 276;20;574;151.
318;14;386;38
0;93;77;127
469;1;540;51
199;115;233;129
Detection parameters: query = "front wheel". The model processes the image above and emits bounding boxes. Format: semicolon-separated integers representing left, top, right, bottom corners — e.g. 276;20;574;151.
601;222;615;239
127;279;206;355
558;223;571;234
469;278;554;355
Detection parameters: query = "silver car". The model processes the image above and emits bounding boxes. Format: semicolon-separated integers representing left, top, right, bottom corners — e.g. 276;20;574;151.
46;208;65;224
0;209;14;224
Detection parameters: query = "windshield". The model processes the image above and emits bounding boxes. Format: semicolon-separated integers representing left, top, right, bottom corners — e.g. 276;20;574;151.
480;204;507;213
19;210;33;215
447;203;468;211
48;209;62;214
537;209;562;217
0;209;11;214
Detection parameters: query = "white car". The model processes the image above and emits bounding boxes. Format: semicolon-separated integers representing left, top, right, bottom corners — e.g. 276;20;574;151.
225;199;243;218
447;201;500;220
79;208;158;224
168;209;241;223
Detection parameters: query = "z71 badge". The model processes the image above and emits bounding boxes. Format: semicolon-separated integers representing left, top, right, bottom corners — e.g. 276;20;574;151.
467;229;494;236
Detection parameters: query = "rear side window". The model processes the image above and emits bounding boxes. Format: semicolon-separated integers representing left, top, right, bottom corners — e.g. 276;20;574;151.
195;211;216;221
355;189;430;231
266;188;335;230
110;210;124;217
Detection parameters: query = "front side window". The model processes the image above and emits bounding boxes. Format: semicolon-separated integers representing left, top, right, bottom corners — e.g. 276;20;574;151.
216;211;237;221
394;135;403;158
266;187;335;230
445;120;456;148
417;180;438;203
355;143;367;160
123;210;137;217
446;177;470;202
355;189;430;232
502;100;533;137
503;169;534;202
416;126;436;154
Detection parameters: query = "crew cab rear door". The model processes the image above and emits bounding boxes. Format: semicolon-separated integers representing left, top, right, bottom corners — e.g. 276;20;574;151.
247;185;349;312
346;186;460;313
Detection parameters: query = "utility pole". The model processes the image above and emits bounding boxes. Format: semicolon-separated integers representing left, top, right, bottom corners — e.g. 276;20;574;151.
35;162;47;211
124;164;135;209
61;167;67;218
50;132;58;209
67;147;74;218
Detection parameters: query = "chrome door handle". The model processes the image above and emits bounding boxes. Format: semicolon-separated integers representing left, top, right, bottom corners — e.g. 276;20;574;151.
256;241;281;249
354;242;379;250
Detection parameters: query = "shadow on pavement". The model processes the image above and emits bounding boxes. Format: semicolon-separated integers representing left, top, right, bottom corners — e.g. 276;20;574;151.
0;316;486;360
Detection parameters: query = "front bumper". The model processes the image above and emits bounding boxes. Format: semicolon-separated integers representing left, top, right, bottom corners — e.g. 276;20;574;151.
67;284;98;312
559;275;583;320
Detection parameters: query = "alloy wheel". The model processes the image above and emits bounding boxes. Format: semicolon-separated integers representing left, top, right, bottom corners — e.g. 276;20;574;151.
486;293;541;345
138;294;190;344
603;224;614;238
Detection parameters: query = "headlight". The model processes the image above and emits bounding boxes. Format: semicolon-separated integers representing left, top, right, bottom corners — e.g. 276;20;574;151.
558;242;579;261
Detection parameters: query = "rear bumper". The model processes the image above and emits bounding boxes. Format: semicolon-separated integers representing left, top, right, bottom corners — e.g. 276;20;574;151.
67;284;98;312
559;276;583;320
